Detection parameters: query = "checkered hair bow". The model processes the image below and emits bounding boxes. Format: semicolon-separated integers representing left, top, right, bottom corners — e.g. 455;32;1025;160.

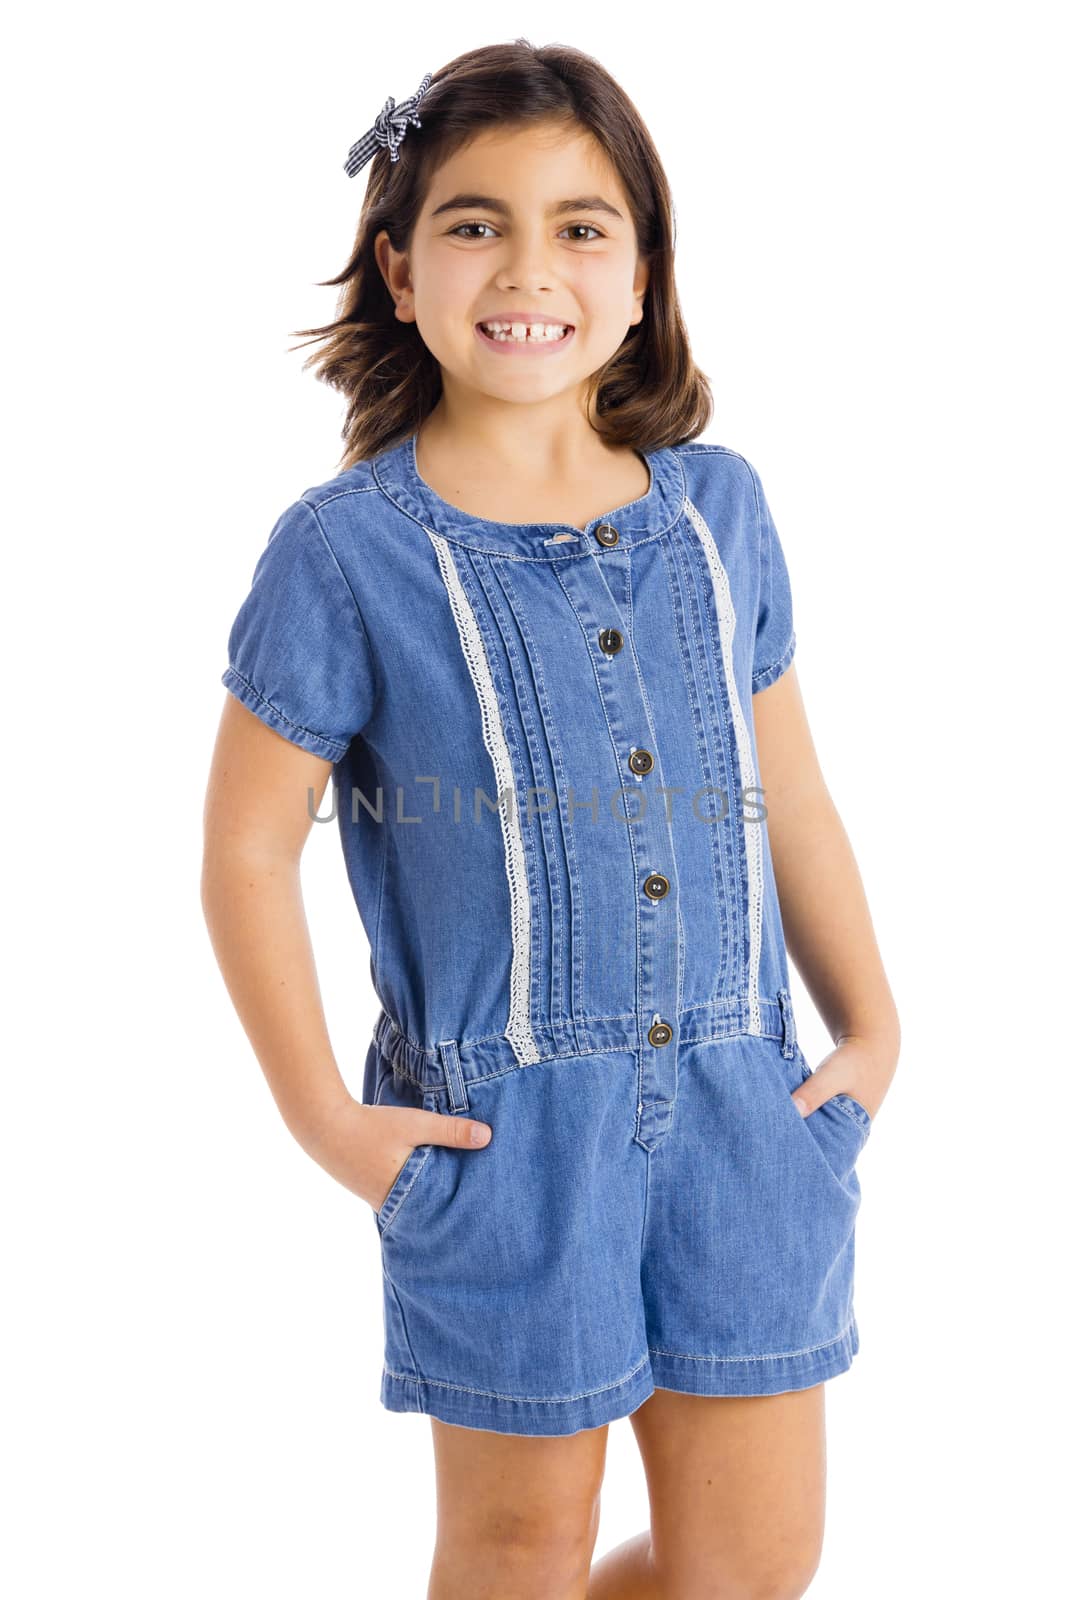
343;72;434;177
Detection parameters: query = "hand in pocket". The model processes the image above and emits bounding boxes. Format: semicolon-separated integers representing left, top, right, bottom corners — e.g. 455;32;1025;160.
790;1037;897;1122
293;1093;494;1212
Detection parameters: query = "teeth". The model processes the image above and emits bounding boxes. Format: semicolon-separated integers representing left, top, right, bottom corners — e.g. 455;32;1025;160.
480;321;571;342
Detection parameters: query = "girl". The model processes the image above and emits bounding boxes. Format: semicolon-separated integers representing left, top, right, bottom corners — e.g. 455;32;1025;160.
202;38;900;1600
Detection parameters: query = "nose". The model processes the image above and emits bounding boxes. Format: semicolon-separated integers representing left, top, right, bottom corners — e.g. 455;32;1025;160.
493;229;557;292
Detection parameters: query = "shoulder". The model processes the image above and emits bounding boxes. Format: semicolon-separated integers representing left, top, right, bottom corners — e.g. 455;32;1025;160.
264;461;390;580
670;440;766;519
293;459;382;527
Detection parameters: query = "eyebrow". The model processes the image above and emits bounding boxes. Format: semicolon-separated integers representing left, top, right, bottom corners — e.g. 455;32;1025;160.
429;192;626;222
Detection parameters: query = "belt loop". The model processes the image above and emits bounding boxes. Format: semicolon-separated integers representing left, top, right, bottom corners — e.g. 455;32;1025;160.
438;1040;469;1114
777;988;797;1058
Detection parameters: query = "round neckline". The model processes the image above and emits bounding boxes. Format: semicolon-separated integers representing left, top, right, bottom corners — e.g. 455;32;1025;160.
412;429;657;535
372;430;686;559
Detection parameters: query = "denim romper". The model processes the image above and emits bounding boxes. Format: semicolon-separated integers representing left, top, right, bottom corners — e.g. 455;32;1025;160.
221;432;872;1437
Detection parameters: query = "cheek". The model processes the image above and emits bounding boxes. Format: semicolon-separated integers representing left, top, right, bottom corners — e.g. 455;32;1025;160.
410;297;470;364
419;247;484;303
571;258;639;316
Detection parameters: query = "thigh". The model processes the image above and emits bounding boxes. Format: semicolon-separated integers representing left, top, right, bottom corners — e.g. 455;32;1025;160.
629;1385;826;1593
428;1420;604;1542
430;1418;608;1596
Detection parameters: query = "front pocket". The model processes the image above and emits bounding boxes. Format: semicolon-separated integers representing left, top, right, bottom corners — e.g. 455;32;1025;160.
829;1091;873;1132
796;1055;871;1187
375;1141;436;1232
372;1060;442;1234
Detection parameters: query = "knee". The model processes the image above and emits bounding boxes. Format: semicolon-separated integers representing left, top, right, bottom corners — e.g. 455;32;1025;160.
656;1549;820;1600
437;1499;600;1594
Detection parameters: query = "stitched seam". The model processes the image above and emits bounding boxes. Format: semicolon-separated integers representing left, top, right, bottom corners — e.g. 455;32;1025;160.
381;1266;421;1378
425;526;674;560
741;454;793;691
802;1102;868;1186
425;533;539;1066
371;477;681;559
676;447;795;693
493;560;581;1040
614;544;662;1036
648;1322;856;1364
391;1031;782;1093
460;554;548;1033
674;443;741;995
684;500;765;1034
665;527;737;1004
377;1006;787;1088
222;666;346;758
833;1097;872;1133
753;631;797;690
552;564;647;1098
383;1351;651;1405
377;1146;434;1235
303;499;381;711
311;483;379;511
380;1004;780;1054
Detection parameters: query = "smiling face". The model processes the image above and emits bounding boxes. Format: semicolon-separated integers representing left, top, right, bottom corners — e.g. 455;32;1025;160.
375;120;649;417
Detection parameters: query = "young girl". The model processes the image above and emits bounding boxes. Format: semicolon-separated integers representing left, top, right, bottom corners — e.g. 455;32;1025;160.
202;38;900;1600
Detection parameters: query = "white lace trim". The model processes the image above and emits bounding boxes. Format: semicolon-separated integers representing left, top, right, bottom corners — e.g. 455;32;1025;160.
425;531;540;1066
685;497;764;1033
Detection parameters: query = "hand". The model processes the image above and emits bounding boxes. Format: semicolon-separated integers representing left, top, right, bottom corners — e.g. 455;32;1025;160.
791;1036;898;1123
290;1091;493;1211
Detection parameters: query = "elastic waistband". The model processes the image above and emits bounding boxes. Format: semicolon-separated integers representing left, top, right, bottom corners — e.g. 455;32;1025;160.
372;987;798;1107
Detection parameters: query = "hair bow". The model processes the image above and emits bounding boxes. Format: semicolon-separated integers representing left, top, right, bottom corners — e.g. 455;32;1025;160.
343;72;434;177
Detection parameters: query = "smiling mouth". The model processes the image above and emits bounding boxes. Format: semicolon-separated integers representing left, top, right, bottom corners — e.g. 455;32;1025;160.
476;322;575;343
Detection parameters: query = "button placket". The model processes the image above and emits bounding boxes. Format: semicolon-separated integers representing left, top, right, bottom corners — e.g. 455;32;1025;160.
553;536;681;1152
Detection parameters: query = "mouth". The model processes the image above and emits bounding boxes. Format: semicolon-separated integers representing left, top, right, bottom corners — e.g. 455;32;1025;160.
475;320;576;355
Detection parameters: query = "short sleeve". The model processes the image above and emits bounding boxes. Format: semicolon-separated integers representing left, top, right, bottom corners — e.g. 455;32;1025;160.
749;463;797;693
220;498;376;761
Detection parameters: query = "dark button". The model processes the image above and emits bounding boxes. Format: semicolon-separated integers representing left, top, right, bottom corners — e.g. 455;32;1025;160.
643;873;670;900
599;627;624;655
629;748;654;775
648;1021;673;1047
594;523;620;547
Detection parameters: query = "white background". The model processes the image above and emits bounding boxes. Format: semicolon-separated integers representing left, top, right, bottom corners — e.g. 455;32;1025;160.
6;2;1064;1594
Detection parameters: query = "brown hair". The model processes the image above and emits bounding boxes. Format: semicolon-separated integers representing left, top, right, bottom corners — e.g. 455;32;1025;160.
291;39;713;471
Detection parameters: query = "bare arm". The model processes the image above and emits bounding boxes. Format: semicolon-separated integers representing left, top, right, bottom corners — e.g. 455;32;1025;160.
752;663;900;1119
201;694;354;1135
200;696;491;1208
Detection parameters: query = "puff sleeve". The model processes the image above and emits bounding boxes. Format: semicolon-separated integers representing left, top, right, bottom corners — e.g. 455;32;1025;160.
749;463;797;694
220;498;376;761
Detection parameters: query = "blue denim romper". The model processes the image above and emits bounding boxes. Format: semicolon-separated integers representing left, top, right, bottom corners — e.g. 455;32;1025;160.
221;432;872;1437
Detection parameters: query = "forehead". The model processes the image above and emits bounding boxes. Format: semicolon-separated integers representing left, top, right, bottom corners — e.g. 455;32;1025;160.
423;123;630;214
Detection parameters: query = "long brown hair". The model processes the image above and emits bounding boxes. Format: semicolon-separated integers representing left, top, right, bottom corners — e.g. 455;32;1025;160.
291;39;713;471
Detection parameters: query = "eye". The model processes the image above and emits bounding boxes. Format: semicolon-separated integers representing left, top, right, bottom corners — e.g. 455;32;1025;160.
446;222;606;242
448;222;500;240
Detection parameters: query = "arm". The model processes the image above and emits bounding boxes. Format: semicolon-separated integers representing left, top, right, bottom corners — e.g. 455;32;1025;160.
752;662;900;1120
201;693;353;1142
200;695;491;1208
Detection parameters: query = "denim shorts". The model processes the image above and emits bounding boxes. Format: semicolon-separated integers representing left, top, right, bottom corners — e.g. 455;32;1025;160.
362;993;870;1437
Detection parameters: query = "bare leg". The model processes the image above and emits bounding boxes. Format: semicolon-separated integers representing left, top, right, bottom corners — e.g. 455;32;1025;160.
586;1530;661;1597
427;1415;609;1600
587;1386;827;1599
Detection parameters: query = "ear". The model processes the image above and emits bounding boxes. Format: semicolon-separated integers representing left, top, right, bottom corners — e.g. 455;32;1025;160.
374;229;416;322
631;257;651;325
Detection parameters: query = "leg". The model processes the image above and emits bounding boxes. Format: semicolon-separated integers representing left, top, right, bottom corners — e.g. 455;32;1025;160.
428;1415;609;1599
587;1385;826;1599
